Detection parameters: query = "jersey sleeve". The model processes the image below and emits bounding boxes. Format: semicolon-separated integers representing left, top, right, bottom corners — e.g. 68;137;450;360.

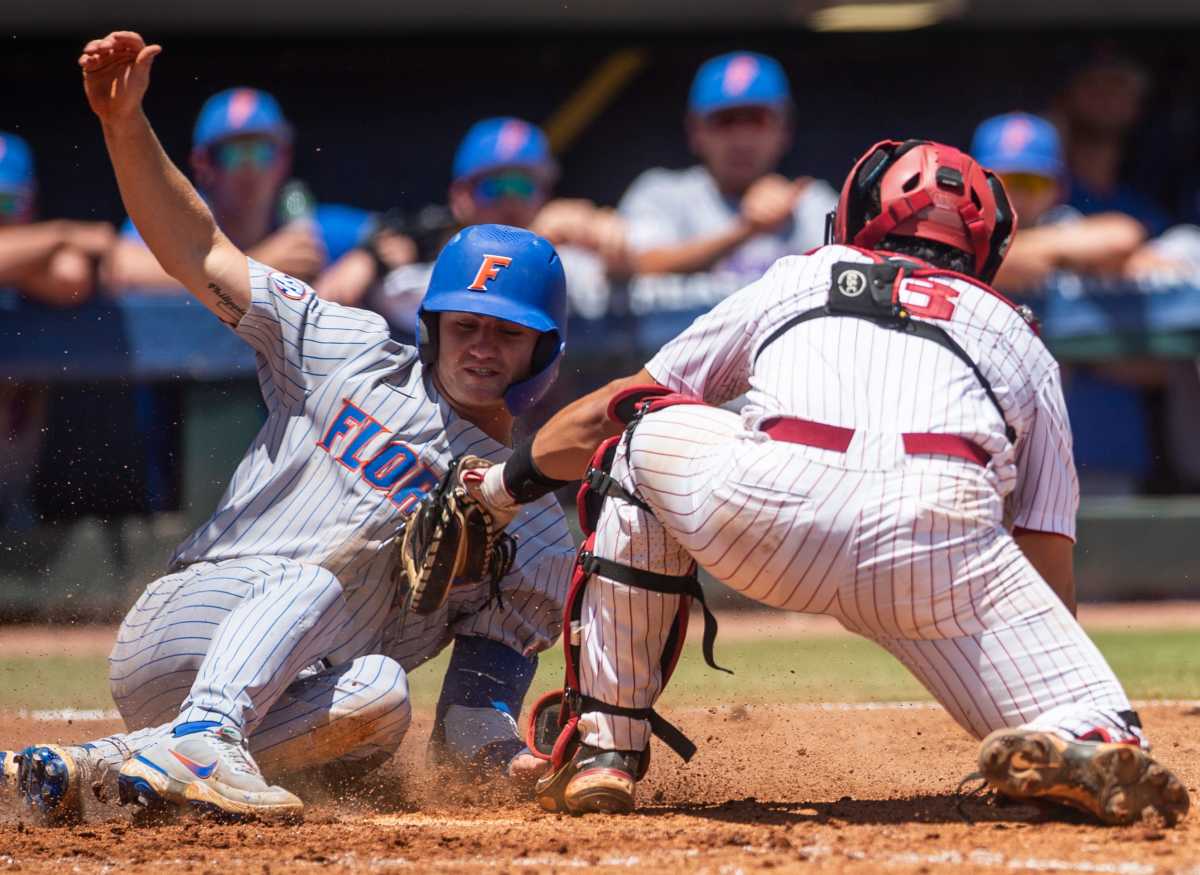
1006;369;1080;540
235;257;392;411
644;262;780;405
451;495;577;656
618;169;687;254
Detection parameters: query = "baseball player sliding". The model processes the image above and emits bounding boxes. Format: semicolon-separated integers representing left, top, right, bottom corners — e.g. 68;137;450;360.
461;140;1191;824
1;31;575;823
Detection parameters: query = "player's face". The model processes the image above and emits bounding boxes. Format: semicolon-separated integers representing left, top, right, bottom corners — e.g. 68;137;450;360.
435;312;540;413
449;169;548;229
194;134;291;219
689;106;791;193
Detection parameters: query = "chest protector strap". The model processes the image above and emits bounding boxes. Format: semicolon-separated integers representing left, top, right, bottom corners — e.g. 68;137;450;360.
756;259;1017;443
528;387;730;794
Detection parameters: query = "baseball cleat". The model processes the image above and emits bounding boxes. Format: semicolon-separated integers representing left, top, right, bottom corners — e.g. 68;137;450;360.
978;729;1190;826
536;744;642;815
117;724;302;821
14;745;96;823
1;750;19;793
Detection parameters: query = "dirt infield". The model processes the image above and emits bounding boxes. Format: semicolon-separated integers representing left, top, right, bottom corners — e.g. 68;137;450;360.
2;703;1198;874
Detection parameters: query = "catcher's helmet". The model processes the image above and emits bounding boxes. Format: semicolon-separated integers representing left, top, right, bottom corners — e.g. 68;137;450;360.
829;139;1016;283
418;223;567;415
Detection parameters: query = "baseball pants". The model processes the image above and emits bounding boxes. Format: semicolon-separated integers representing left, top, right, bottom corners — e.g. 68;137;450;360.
576;404;1140;752
90;556;409;777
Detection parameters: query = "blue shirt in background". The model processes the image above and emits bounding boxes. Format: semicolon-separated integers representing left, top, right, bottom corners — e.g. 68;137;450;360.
120;202;374;268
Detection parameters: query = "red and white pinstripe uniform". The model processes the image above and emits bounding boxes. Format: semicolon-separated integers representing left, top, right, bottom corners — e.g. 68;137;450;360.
577;244;1140;753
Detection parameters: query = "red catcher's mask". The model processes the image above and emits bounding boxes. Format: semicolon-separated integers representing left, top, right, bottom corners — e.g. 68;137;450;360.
828;139;1017;284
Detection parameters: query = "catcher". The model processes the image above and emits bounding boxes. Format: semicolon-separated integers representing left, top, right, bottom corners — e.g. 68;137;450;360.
439;140;1189;825
2;31;575;823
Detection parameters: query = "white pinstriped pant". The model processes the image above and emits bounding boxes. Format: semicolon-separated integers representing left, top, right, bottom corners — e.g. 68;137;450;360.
577;404;1138;752
97;557;410;778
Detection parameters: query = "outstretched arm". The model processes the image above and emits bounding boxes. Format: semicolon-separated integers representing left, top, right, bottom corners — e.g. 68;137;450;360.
79;31;249;325
529;367;658;482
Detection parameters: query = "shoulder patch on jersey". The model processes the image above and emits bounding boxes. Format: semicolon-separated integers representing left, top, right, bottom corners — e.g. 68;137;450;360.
269;272;309;301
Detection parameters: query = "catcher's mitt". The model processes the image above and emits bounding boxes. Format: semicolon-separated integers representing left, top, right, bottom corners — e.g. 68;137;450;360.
398;456;518;615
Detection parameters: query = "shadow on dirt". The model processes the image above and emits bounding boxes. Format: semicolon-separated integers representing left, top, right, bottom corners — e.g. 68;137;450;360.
641;793;1089;827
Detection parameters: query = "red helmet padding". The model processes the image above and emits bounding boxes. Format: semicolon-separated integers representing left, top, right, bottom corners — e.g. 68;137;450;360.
833;139;1017;283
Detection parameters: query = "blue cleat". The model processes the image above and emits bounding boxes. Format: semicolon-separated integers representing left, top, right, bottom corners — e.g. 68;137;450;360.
15;745;96;823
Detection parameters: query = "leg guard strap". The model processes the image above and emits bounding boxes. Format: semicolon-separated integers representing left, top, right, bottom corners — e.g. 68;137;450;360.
570;690;696;762
578;551;729;675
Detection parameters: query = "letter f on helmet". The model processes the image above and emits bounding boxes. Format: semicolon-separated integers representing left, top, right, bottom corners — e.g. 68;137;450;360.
468;254;513;290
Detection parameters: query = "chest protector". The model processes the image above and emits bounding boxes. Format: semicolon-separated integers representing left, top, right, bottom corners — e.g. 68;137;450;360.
756;256;1036;444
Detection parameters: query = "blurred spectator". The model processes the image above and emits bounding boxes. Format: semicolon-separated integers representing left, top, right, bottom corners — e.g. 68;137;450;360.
0;131;114;306
971;112;1147;294
108;88;374;291
618;51;836;296
1051;49;1171;236
324;116;625;336
0;131;116;530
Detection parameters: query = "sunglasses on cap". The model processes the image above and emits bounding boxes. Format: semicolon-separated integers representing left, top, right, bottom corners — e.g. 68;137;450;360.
0;189;30;219
210;139;282;172
702;105;780;130
473;171;541;204
998;172;1058;198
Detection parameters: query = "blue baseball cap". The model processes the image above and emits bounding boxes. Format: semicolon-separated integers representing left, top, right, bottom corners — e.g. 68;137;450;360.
452;117;556;183
418;223;567;414
971;112;1063;179
193;87;293;150
0;132;34;193
689;52;791;116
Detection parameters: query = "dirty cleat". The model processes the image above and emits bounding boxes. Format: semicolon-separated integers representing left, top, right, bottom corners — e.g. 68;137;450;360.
978;729;1190;826
0;750;19;794
118;723;302;821
536;744;643;815
15;745;98;823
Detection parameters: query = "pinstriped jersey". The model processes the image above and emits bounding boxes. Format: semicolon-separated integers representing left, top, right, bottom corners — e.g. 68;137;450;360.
644;244;1079;540
171;258;576;658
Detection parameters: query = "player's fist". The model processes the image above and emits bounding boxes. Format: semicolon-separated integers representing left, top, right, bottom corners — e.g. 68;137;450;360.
58;220;117;257
740;174;808;234
79;31;162;126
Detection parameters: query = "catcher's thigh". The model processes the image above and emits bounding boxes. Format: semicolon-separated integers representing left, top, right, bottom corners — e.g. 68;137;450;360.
829;462;1140;745
251;654;412;777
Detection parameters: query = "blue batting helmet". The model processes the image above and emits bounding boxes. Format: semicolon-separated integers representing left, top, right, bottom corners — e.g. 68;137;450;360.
418;223;567;415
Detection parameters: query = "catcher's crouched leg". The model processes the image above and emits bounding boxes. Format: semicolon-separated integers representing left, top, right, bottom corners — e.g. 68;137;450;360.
529;404;709;815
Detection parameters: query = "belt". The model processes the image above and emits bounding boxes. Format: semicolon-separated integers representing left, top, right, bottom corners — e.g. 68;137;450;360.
761;416;990;468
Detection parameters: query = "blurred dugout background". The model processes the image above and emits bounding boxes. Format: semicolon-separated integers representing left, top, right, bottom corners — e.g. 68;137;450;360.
2;0;1200;619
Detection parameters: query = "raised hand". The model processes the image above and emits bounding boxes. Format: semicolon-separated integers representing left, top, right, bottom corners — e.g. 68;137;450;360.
78;31;162;126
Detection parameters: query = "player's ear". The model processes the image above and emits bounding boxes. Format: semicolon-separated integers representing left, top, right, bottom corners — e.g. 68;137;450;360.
447;181;475;224
191;147;215;189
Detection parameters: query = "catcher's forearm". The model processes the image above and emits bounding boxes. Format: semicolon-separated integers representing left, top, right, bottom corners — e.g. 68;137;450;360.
100;113;250;324
527;368;659;483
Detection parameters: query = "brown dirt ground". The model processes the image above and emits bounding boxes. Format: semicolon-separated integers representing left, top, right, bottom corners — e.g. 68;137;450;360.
2;703;1199;874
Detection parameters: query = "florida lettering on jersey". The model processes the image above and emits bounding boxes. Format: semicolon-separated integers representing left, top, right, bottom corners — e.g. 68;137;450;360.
316;399;439;513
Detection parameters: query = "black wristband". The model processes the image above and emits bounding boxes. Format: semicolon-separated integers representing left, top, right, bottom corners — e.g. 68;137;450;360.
503;439;568;504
